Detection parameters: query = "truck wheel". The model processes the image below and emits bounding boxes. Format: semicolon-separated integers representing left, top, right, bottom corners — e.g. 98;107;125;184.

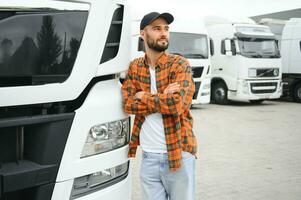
212;82;228;104
249;100;264;104
293;82;301;103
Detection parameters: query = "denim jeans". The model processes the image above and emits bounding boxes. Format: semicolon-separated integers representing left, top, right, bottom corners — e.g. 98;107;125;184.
140;151;196;200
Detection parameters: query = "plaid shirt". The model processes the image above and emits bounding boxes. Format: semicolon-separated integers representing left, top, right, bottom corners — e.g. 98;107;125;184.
121;52;198;171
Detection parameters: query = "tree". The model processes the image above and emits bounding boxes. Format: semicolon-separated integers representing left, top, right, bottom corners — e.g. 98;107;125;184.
37;16;62;74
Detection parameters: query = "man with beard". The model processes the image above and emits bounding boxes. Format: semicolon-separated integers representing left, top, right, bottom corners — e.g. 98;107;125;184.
121;12;197;200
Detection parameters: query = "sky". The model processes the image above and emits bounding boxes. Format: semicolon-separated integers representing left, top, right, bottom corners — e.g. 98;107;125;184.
127;0;301;20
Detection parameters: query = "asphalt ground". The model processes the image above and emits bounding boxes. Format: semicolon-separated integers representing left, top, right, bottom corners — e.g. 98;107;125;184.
131;100;301;200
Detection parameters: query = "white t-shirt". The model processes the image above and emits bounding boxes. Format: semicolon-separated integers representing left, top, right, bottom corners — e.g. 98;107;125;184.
140;66;167;153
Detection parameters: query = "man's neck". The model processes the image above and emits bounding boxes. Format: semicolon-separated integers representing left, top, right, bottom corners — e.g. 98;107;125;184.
145;49;164;67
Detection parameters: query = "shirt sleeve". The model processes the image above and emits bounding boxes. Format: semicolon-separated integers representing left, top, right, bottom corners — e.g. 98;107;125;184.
140;58;195;116
121;62;156;116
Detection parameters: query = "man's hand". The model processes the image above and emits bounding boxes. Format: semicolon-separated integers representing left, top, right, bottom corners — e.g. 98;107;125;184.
134;91;146;100
164;82;180;94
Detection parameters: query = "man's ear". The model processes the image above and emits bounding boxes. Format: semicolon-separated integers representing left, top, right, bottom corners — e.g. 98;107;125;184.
140;30;145;40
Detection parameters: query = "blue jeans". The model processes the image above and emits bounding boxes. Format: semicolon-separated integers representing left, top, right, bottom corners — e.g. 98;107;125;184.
140;151;196;200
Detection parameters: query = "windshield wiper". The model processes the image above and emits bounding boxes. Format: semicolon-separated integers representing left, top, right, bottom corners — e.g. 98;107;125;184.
170;52;183;56
261;52;275;54
261;52;280;58
182;53;207;59
243;51;262;58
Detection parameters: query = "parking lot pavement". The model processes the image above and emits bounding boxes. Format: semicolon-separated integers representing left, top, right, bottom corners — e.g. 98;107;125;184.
131;100;301;200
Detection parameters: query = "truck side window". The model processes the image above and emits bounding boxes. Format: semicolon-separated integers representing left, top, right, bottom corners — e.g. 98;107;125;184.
299;41;301;52
0;11;88;87
221;40;225;55
210;38;214;56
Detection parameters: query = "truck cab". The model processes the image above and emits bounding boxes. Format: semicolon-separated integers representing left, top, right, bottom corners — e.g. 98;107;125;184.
206;16;282;104
0;0;132;199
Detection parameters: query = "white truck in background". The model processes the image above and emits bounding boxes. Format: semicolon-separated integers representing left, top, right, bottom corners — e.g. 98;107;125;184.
131;19;211;105
0;1;131;200
260;18;301;103
205;16;282;104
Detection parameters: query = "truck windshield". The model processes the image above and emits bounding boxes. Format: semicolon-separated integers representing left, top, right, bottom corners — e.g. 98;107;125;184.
237;38;280;58
0;11;87;87
168;32;208;59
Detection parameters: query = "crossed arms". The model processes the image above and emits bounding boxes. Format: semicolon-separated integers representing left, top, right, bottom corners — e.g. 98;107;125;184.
121;62;195;117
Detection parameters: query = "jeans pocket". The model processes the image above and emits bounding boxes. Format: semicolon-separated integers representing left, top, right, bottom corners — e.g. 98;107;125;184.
142;151;149;159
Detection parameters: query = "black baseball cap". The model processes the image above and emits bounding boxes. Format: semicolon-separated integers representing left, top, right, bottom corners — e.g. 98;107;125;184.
140;12;174;30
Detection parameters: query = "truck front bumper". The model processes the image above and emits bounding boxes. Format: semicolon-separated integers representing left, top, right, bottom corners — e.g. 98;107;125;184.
228;79;283;102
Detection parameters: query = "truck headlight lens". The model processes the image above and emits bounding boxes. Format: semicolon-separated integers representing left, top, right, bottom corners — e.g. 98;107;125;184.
81;118;130;158
71;161;129;198
248;68;257;77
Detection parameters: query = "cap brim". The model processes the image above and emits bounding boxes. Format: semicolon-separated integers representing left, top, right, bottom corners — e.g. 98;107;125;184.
157;12;174;24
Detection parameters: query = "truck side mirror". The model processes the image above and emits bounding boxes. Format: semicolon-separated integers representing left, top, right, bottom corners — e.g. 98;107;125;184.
210;38;214;56
231;40;237;55
225;39;232;56
234;40;240;55
138;37;145;52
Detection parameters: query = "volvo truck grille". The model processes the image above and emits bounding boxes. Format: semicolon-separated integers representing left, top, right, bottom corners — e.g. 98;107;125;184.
250;82;278;94
256;68;279;77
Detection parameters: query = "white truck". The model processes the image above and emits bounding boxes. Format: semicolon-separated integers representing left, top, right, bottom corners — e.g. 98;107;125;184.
205;16;282;104
0;0;131;200
131;19;211;105
260;18;301;103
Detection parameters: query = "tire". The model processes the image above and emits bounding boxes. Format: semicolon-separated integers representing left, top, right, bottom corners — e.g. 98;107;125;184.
249;100;264;104
293;82;301;103
211;82;228;105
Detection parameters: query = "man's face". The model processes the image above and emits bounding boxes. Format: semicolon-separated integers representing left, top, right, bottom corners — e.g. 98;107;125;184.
141;18;169;52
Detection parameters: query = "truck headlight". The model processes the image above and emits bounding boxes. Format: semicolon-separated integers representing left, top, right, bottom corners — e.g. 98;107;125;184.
71;161;129;198
81;118;130;158
248;68;257;78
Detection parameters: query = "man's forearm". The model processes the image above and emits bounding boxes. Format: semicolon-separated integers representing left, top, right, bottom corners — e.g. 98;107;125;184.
140;92;186;115
124;95;157;115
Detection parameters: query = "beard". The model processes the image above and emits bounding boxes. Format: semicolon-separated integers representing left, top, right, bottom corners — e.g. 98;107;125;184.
145;34;169;52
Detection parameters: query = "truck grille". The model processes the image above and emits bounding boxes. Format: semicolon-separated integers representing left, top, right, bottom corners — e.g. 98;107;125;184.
256;68;278;77
250;82;278;94
0;113;74;200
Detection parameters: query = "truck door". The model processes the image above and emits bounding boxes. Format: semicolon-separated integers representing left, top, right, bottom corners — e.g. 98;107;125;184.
219;39;239;90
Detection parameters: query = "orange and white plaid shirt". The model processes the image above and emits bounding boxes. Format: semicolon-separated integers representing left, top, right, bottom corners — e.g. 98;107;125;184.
121;52;198;171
